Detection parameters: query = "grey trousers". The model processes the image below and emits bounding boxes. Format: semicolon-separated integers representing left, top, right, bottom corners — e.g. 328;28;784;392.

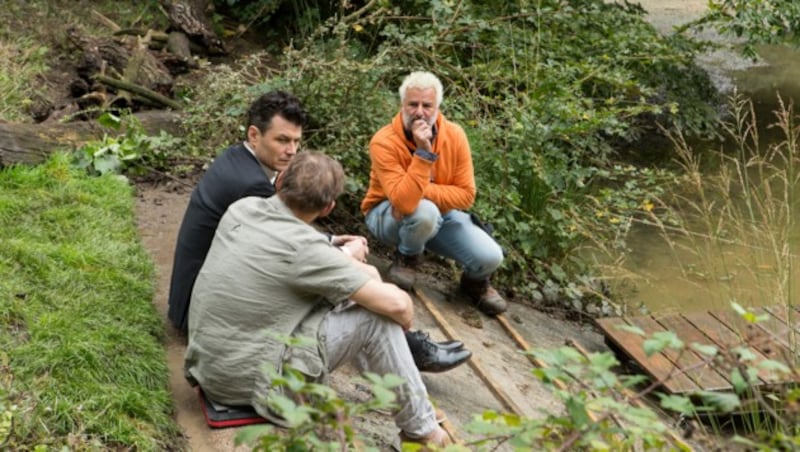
323;304;438;438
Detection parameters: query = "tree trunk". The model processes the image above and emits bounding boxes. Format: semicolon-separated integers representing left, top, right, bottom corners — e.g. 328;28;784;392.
0;111;183;166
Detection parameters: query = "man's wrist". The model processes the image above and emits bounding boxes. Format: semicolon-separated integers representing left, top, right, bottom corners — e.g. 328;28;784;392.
414;149;438;162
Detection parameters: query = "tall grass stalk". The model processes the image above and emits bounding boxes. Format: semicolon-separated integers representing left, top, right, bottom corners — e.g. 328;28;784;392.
662;93;799;318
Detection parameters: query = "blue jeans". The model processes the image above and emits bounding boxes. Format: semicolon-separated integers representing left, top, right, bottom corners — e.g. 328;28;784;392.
365;199;503;280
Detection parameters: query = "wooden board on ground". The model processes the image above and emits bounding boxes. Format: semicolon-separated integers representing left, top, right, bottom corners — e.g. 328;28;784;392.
595;307;800;395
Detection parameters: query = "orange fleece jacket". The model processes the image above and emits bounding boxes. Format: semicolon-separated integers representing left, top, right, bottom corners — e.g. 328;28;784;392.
361;111;476;216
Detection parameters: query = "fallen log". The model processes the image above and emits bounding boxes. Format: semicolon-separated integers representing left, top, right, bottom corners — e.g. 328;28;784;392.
0;111;183;166
94;74;183;110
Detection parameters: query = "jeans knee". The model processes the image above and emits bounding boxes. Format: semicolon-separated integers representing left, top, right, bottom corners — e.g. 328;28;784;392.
404;200;441;236
484;247;504;274
469;243;504;278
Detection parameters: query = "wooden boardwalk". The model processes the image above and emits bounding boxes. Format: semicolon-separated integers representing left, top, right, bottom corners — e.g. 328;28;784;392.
596;305;800;395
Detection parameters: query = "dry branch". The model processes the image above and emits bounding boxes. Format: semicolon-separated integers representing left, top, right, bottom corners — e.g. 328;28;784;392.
94;74;183;110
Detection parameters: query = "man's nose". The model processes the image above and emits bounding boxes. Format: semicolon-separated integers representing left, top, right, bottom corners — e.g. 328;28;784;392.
287;142;299;154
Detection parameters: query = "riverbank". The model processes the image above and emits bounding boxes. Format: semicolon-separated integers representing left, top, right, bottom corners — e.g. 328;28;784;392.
634;0;758;94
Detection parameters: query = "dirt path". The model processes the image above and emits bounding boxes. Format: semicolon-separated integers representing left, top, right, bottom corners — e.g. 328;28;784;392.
135;183;244;451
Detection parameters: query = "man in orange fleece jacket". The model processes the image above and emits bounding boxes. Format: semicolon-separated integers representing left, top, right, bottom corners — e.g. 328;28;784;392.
361;71;507;315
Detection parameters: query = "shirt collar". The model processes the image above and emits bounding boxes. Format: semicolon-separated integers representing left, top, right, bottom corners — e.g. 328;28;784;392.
243;141;279;184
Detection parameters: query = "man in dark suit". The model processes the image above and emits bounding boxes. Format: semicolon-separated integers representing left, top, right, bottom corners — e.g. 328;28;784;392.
167;90;471;373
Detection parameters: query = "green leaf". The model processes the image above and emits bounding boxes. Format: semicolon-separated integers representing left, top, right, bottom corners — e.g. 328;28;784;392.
696;391;741;414
730;368;747;393
758;359;790;375
690;343;718;356
588;352;619;372
93;154;121;175
97;112;121;129
234;425;274;446
616;324;645;336
658;394;695;415
549;263;567;281
643;331;683;356
565;397;591;428
731;301;746;315
734;346;756;362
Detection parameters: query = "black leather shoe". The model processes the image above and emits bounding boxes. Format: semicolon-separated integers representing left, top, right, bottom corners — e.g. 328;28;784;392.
406;331;472;373
406;330;464;352
437;340;464;351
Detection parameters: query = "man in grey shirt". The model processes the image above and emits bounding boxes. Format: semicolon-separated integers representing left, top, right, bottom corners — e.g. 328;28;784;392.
185;152;452;447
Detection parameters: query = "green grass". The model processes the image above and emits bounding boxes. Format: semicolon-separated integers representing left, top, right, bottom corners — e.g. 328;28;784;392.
0;154;181;450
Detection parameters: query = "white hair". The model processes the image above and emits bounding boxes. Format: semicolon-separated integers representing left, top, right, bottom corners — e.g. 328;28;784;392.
399;71;444;107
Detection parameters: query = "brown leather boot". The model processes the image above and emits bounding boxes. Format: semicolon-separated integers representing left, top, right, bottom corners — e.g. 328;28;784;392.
459;275;507;315
388;251;420;291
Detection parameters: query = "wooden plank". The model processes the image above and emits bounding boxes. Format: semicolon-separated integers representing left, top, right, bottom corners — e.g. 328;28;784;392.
681;312;776;385
495;314;608;426
495;314;565;391
748;307;799;351
710;309;796;384
413;286;525;416
764;305;800;339
710;310;791;362
627;316;730;392
761;306;800;368
595;317;699;394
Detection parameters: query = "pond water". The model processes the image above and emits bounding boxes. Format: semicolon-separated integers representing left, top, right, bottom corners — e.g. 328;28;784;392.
612;43;800;315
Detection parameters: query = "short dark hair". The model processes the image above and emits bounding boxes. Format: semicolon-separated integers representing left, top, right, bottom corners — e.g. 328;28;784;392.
246;90;307;134
279;152;344;214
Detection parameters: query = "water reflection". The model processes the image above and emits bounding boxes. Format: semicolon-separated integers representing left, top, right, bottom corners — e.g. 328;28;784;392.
613;43;800;315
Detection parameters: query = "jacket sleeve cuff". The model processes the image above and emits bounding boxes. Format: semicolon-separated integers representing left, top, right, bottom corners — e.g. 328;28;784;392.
414;149;438;163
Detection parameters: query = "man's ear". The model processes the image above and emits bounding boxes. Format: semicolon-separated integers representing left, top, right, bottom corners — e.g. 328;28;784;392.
320;200;336;218
275;171;285;190
246;125;261;144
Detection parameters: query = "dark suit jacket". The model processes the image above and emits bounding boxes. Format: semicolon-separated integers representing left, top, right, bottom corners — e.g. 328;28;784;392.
167;143;276;332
